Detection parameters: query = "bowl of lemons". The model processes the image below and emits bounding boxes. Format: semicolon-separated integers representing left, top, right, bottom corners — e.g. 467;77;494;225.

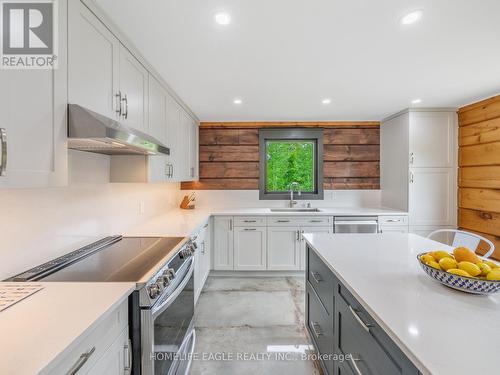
417;247;500;294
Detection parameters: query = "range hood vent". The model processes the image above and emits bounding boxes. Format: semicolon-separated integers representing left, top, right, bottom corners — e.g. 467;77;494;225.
68;104;169;156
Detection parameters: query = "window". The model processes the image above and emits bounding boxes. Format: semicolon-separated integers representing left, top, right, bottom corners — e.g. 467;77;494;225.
259;129;323;200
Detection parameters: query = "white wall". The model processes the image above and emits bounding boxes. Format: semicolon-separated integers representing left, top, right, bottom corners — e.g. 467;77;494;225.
0;151;180;280
189;189;381;209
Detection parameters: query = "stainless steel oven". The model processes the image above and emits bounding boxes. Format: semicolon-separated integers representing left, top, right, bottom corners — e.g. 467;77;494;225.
141;253;196;375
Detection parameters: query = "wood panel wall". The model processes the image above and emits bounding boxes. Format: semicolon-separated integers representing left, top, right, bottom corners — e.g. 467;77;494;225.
181;122;380;190
458;95;500;260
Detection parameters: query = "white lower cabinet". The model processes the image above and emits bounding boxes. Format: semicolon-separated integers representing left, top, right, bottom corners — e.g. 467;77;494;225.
299;227;332;270
194;221;211;304
87;327;130;375
42;299;130;375
267;227;300;270
234;227;267;270
213;217;234;270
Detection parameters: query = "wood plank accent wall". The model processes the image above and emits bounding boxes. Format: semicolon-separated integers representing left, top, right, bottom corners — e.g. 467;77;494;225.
181;122;380;191
458;95;500;260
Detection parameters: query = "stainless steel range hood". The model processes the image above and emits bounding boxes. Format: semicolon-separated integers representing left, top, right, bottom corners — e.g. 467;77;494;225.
68;104;170;156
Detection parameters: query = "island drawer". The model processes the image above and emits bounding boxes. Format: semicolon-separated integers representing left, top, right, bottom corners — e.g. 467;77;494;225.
307;247;334;314
233;216;266;226
337;284;419;375
306;283;334;375
337;295;402;375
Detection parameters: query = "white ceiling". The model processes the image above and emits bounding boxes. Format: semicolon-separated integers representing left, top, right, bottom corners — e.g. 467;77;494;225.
95;0;500;121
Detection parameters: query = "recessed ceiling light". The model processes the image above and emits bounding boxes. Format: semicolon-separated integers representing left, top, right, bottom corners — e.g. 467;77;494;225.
214;12;231;26
322;98;331;105
401;10;423;25
233;98;242;105
411;98;422;104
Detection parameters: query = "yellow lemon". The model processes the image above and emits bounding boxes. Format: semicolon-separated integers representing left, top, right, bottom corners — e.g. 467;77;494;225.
426;261;441;270
439;257;458;271
431;251;453;261
484;260;499;269
448;269;471;277
486;269;500;281
453;247;480;263
420;254;435;263
457;261;482;277
476;262;492;277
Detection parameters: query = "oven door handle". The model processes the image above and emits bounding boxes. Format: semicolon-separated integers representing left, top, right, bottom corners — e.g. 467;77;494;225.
151;258;195;320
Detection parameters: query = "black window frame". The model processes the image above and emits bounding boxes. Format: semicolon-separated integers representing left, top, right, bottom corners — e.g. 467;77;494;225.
259;128;324;200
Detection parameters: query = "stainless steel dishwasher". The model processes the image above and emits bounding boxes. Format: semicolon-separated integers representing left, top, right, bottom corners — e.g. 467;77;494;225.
333;216;378;233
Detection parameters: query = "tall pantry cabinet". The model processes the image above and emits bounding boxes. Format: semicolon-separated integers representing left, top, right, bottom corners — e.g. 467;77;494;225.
381;109;458;236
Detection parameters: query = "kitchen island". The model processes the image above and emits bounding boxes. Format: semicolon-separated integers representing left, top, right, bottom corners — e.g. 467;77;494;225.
303;233;500;375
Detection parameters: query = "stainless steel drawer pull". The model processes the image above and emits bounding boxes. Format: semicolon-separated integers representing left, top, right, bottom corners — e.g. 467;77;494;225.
349;305;372;333
244;228;257;231
309;220;322;223
310;321;323;338
351;357;364;375
122;94;128;119
386;219;401;223
115;91;122;116
310;271;322;283
0;128;6;176
244;220;257;223
67;346;95;375
203;223;209;229
277;220;290;223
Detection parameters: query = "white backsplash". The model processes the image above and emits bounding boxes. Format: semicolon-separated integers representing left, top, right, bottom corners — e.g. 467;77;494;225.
187;189;381;209
0;151;180;280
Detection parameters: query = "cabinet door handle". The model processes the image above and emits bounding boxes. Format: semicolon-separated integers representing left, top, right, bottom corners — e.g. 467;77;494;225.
201;241;206;254
349;305;372;333
350;357;364;375
190;167;194;177
115;91;122;117
67;346;95;375
301;229;305;241
277;220;290;223
310;271;322;283
244;228;257;231
310;321;323;338
296;230;300;241
124;339;132;375
409;171;414;183
309;220;322;223
385;219;401;223
203;223;209;229
409;152;414;165
121;94;128;119
229;219;232;231
244;220;257;223
0;128;7;176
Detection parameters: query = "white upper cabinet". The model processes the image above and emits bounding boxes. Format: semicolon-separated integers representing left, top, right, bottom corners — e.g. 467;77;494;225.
68;0;119;119
0;0;67;189
165;96;183;181
147;74;169;182
118;45;149;132
409;111;457;168
189;118;199;180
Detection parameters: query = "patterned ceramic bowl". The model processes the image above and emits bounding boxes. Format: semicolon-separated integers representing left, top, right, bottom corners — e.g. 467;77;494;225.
417;253;500;295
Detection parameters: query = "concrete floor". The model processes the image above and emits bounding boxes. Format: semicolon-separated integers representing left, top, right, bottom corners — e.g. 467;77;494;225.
190;276;322;375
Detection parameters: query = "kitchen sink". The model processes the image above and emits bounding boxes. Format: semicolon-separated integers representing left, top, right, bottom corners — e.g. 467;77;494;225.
270;208;322;212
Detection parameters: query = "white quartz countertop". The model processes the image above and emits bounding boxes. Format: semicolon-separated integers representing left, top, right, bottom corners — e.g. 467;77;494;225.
0;282;134;375
125;206;406;237
302;233;500;375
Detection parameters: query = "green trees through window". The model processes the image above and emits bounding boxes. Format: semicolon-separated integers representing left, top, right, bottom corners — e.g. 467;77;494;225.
265;141;315;192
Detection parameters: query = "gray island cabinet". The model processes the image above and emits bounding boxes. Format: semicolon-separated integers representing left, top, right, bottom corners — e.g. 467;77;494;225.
306;245;420;375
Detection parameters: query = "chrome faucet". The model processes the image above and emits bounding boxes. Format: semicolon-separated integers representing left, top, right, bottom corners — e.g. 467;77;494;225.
289;182;301;208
